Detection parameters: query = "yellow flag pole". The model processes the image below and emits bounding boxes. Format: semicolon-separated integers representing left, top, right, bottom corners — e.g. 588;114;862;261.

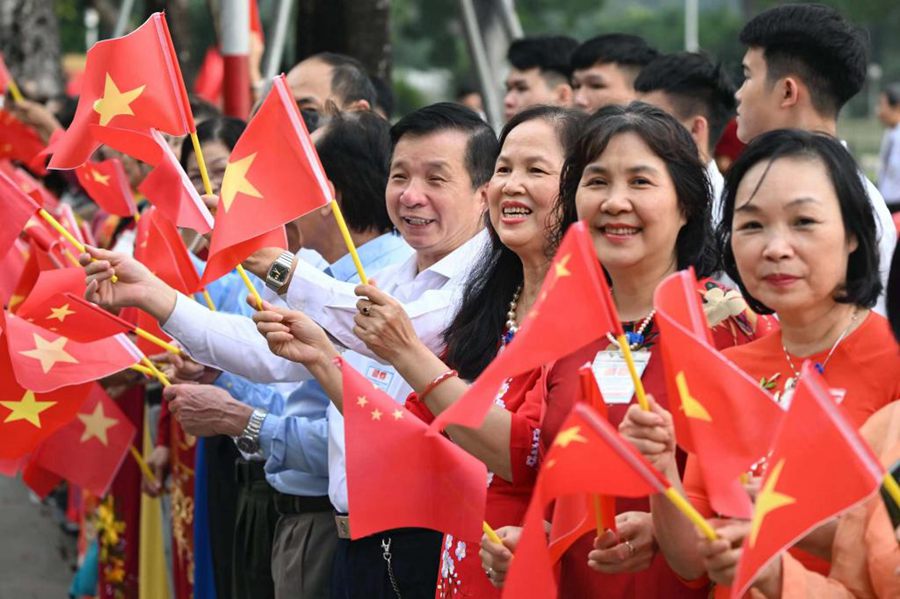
662;487;717;540
483;520;502;544
134;327;182;355
39;208;119;282
189;130;263;309
140;356;171;387
130;445;159;486
201;289;216;311
616;335;650;411
130;363;155;377
883;473;900;510
7;78;24;104
330;199;368;285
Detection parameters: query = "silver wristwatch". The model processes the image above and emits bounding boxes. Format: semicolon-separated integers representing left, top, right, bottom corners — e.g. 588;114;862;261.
265;250;295;292
236;409;267;454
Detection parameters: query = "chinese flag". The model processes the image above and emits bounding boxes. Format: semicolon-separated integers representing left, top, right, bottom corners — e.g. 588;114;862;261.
90;126;213;232
503;403;669;598
2;310;143;393
48;12;194;169
200;75;329;285
0;338;92;460
0;168;40;259
432;221;622;432
0;110;47;173
341;357;487;542
75;158;136;217
27;384;136;497
730;362;884;598
654;270;784;518
133;206;201;295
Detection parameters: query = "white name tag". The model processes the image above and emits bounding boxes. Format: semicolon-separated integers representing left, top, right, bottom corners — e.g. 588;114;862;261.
591;349;652;405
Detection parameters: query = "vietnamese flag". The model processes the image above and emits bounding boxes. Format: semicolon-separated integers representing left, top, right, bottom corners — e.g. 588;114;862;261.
133;207;202;294
200;74;330;286
432;221;622;432
0;168;40;258
194;47;224;106
90;126;213;232
75;158;136;217
1;160;57;209
0;238;29;307
27;384;136;497
654;270;784;518
19;290;134;344
2;310;143;393
730;362;884;598
0;110;47;172
341;357;487;542
0;337;92;460
503;403;669;598
48;12;194;169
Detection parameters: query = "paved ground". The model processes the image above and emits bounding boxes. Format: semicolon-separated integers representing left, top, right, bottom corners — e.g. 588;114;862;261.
0;476;75;598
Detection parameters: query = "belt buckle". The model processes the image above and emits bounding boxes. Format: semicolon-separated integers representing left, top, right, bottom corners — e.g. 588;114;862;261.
335;514;351;539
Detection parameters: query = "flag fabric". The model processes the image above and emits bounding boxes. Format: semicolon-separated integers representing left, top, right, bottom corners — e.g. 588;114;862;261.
48;12;194;169
0;336;93;460
193;47;224;106
26;384;135;497
75;158;137;217
7;240;39;312
0;168;40;258
20;290;134;344
133;206;202;295
341;357;487;542
21;459;64;498
90;126;213;232
654;270;784;518
730;362;884;598
0;160;57;208
17;267;86;317
0;53;11;96
0;110;47;172
503;403;669;598
432;221;622;432
2;310;143;393
0;237;29;307
200;74;330;285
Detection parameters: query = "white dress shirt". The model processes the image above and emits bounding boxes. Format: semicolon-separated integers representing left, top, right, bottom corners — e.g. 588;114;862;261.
860;175;896;316
707;159;725;230
878;124;900;207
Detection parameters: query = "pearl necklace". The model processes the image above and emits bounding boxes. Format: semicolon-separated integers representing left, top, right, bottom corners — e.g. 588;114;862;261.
502;284;523;347
606;309;656;350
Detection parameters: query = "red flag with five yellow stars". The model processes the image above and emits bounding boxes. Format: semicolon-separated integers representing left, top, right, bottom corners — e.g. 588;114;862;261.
75;158;136;217
200;74;329;285
341;357;488;542
47;12;194;169
2;310;143;393
503;403;669;598
0;168;40;259
90;126;213;232
730;362;883;599
432;221;623;432
26;384;136;497
654;270;784;518
0;337;92;460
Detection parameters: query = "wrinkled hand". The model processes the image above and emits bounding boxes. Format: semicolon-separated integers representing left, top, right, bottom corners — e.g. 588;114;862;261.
142;445;170;496
618;394;676;474
82;246;175;318
156;352;220;385
588;511;656;574
698;519;750;588
479;526;520;588
9;97;62;143
251;298;337;367
165;384;252;437
353;284;420;363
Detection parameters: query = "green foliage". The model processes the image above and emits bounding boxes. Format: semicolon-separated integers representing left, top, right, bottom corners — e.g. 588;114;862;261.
56;0;87;54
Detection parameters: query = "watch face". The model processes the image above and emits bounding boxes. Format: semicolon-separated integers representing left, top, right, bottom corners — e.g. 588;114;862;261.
270;263;289;283
236;437;259;454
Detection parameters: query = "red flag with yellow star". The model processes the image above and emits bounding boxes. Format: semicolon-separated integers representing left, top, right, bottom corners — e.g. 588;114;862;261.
47;12;194;170
654;270;784;518
75;158;136;217
341;357;488;542
133;206;202;294
0;337;92;460
19;290;134;344
2;310;143;393
200;75;329;285
27;384;136;497
730;362;883;599
432;221;622;432
504;403;669;598
0;110;47;173
0;168;40;259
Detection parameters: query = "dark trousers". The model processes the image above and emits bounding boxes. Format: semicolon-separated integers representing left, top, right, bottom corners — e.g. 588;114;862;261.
204;435;241;599
330;528;442;599
233;459;280;599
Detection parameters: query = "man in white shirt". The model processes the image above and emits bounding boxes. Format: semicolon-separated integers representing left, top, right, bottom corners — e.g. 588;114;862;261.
877;83;900;211
732;3;896;313
634;51;736;227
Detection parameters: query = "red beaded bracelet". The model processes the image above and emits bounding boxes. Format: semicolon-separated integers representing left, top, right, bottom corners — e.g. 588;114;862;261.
418;369;459;403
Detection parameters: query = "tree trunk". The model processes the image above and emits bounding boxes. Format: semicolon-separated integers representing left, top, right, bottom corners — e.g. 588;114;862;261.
294;0;391;80
0;0;64;99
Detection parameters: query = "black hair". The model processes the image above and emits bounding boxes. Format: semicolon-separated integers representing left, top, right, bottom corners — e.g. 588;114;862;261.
370;75;395;119
889;245;900;342
310;52;377;107
634;52;736;148
739;3;868;118
390;102;498;189
300;108;322;133
570;34;658;74
507;36;578;84
717;129;881;314
557;101;715;276
455;79;481;101
315;111;394;234
179;116;247;169
884;83;900;108
445;106;587;380
188;93;222;125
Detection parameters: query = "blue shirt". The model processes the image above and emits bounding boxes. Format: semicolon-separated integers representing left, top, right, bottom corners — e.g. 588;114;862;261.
258;233;412;490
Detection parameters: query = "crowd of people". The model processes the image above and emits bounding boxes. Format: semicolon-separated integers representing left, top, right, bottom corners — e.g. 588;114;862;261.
6;2;900;598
